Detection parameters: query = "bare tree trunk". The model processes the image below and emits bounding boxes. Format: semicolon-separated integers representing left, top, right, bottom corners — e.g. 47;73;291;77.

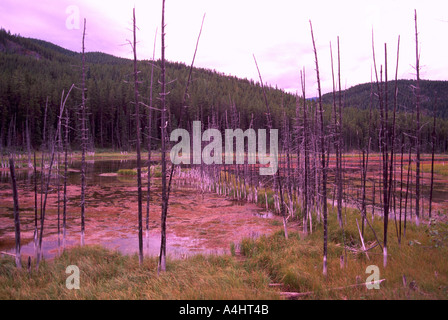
429;96;437;218
387;36;400;246
33;151;38;256
80;19;87;246
146;28;157;240
253;54;288;239
132;8;144;265
330;40;343;228
300;69;309;235
166;13;206;202
159;12;205;273
26;118;32;169
361;75;374;235
63;108;69;251
404;138;412;238
36;86;73;268
414;10;421;226
382;44;390;268
337;38;344;225
37;99;47;262
159;0;168;273
399;134;404;244
57;134;61;252
9;156;21;269
310;20;328;276
372;31;390;268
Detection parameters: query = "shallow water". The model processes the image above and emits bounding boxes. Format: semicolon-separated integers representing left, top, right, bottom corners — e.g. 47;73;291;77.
1;158;279;260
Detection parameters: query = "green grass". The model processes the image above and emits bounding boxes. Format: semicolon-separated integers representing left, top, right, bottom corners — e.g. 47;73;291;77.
0;197;446;299
1;208;447;300
405;162;448;177
239;208;448;299
117;169;137;176
0;246;278;300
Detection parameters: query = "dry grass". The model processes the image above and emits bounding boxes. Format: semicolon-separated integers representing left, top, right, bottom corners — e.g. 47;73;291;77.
0;246;278;300
239;207;448;300
1;206;447;300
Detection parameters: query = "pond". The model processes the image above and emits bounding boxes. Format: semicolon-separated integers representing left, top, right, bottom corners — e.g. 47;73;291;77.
0;158;280;260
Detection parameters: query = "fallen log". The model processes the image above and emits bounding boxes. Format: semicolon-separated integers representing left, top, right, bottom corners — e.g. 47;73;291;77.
0;251;16;257
280;279;386;299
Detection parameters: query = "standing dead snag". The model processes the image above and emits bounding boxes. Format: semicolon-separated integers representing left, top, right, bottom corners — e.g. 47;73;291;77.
372;30;391;268
300;69;309;234
159;0;168;273
63;108;69;251
33;151;38;256
253;54;288;240
25;118;32;169
166;13;206;205
310;20;328;276
387;36;400;245
37;85;74;268
429;95;437;218
146;28;157;241
131;8;144;265
80;18;87;246
9;156;21;269
330;39;343;229
414;9;421;226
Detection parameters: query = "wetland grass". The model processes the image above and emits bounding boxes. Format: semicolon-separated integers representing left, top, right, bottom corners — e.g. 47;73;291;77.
1;205;446;300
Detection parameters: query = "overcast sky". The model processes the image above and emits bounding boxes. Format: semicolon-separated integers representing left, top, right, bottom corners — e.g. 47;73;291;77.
1;0;447;95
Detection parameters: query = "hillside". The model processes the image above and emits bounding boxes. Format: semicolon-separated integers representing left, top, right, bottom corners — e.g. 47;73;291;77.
1;28;448;153
322;80;448;118
0;29;296;150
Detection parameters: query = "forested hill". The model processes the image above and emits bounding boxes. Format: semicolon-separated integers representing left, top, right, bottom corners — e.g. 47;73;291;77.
1;28;448;153
322;80;448;119
0;28;297;150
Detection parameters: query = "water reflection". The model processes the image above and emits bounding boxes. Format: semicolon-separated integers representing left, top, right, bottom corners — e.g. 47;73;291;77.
11;232;221;260
1;158;273;260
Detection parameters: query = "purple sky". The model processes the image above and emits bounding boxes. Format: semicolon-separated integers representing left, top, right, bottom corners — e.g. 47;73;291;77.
1;0;448;95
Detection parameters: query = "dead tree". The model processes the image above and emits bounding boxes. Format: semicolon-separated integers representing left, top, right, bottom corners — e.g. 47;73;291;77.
429;95;437;218
80;18;87;246
300;69;309;234
310;20;328;276
372;30;391;268
387;36;400;246
398;133;405;244
253;54;288;239
159;0;168;273
330;40;343;228
361;74;374;235
404;136;412;237
414;10;421;225
9;156;21;269
33;151;38;256
63;108;69;250
336;38;344;231
37;85;74;268
146;28;157;240
57;103;62;251
131;8;144;265
166;13;206;202
26;118;32;169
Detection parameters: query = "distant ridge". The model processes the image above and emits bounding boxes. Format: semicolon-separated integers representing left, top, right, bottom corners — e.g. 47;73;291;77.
322;80;448;118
